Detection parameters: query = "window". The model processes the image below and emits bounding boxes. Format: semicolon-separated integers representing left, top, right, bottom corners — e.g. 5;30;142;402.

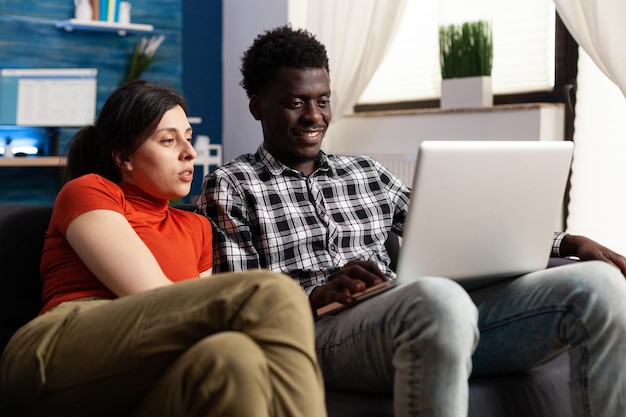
357;0;568;110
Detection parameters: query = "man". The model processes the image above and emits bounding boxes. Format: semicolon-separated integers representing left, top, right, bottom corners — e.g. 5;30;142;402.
198;25;626;417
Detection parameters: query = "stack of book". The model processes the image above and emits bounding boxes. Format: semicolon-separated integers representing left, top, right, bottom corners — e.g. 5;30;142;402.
90;0;123;23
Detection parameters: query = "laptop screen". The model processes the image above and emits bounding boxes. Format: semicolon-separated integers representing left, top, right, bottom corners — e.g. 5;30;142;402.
395;140;574;288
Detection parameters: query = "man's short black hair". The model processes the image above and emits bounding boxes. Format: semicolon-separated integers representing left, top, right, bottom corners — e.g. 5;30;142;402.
240;25;330;98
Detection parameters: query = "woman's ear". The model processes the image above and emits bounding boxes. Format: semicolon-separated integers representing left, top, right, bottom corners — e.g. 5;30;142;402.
249;95;263;120
113;151;132;171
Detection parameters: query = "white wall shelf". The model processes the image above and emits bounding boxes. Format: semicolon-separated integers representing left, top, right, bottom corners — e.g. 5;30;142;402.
55;19;153;36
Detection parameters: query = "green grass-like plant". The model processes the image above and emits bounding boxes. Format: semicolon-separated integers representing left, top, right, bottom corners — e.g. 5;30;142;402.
439;20;493;79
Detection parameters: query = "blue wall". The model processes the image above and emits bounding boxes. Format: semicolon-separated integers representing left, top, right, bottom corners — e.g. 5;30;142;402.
0;0;223;204
182;0;223;199
182;0;222;145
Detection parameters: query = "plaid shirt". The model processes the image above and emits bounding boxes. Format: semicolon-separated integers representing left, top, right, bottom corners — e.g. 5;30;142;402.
198;145;410;294
198;145;565;294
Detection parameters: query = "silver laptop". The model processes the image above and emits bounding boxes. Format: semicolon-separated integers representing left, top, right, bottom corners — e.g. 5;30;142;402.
316;140;573;317
395;140;574;289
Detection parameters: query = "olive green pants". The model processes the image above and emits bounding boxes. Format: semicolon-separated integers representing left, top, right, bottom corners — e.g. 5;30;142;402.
1;270;326;417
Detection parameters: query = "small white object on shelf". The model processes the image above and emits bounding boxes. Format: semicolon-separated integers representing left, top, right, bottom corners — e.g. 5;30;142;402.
55;19;153;36
118;2;132;25
74;0;93;21
2;144;13;158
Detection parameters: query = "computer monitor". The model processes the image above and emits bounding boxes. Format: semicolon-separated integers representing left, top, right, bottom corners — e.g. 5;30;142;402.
0;68;97;127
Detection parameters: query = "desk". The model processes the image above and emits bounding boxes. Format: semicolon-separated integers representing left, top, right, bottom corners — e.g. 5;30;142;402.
0;157;65;167
0;157;65;204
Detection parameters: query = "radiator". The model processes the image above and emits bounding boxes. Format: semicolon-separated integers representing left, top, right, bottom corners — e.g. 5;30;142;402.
367;153;417;187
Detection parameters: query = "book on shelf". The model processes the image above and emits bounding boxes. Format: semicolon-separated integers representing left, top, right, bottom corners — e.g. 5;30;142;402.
90;0;99;20
99;0;107;21
98;0;121;23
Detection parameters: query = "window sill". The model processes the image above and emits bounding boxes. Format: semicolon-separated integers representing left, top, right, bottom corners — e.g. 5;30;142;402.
349;102;564;118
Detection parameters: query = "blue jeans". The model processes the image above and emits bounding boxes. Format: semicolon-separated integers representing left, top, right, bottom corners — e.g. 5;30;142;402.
314;261;626;417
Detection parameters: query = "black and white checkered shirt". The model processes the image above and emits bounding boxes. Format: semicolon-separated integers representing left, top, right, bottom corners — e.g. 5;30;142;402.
198;145;566;294
198;145;410;294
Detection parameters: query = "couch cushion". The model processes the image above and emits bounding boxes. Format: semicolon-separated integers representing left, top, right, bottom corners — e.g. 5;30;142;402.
0;203;197;357
0;204;50;357
325;353;571;417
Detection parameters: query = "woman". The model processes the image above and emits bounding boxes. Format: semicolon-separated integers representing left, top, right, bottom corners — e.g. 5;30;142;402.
0;80;326;417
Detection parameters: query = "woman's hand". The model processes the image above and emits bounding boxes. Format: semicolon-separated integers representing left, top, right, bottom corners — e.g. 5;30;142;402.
560;234;626;276
309;260;388;310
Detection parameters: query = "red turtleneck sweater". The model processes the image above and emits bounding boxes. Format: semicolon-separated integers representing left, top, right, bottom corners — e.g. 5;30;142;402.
39;174;213;314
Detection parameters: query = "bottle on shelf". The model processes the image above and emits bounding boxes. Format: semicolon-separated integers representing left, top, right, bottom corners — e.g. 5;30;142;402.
74;0;93;21
3;136;13;158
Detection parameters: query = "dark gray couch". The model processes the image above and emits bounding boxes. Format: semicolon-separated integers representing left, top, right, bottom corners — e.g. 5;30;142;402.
0;203;573;417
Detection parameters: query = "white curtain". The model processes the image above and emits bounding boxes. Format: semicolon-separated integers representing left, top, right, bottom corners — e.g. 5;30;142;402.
292;0;408;120
552;0;626;253
553;0;626;96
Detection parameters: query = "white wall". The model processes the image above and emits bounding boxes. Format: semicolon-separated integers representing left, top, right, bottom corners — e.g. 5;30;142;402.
222;0;289;162
325;104;565;156
566;51;626;254
323;103;564;189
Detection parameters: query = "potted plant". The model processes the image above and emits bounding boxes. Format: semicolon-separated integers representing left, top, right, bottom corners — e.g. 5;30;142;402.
122;34;166;83
438;20;493;109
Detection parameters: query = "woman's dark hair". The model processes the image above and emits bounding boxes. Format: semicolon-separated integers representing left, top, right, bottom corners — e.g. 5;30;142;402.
63;80;188;184
240;25;330;98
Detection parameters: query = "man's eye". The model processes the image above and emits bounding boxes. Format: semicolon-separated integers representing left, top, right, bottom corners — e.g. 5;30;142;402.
289;101;304;108
318;99;330;107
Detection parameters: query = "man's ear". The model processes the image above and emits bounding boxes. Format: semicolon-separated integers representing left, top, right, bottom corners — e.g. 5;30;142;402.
249;95;263;120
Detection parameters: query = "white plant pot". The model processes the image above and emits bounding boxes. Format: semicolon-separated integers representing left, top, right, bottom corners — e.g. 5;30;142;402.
440;76;493;109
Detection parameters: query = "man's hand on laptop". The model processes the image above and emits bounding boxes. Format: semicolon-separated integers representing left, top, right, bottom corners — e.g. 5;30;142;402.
560;234;626;276
310;260;389;311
